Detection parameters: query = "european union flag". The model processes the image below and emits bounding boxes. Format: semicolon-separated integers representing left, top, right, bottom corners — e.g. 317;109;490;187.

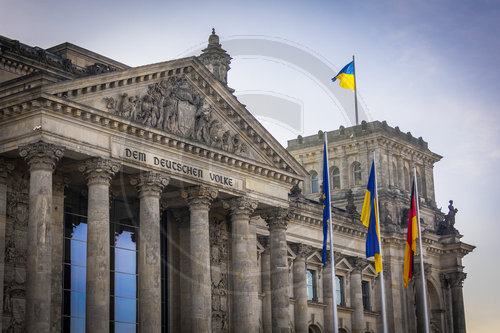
360;162;383;274
322;140;331;266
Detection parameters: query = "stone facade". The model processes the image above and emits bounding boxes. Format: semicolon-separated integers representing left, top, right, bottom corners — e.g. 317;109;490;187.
0;31;474;333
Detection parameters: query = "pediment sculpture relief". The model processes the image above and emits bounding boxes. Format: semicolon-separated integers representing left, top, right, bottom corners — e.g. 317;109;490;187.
103;76;247;155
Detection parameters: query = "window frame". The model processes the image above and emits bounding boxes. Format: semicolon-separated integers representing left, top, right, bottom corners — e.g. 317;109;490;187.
306;268;318;302
352;162;362;186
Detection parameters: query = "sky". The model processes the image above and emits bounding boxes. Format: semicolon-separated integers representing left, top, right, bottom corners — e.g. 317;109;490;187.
1;0;499;331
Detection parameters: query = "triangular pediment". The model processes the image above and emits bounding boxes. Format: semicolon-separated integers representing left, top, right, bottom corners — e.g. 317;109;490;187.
335;258;353;272
43;57;307;180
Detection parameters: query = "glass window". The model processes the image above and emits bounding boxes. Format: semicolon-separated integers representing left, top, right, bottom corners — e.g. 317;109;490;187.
306;269;317;301
353;162;362;185
331;166;341;189
62;188;88;330
362;280;371;311
335;275;344;306
310;170;319;193
110;200;139;330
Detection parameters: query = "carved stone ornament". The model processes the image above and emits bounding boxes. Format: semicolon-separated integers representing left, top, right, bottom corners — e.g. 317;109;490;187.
102;76;248;155
261;207;293;230
180;185;218;209
18;141;65;172
257;235;270;250
130;171;170;198
222;197;258;218
291;243;313;260
443;271;467;288
78;157;120;185
348;257;367;273
0;157;15;183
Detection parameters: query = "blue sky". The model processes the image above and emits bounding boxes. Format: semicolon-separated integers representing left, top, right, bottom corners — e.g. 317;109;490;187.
2;0;499;331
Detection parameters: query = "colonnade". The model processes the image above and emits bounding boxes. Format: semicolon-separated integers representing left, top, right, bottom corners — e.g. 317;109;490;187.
0;140;466;332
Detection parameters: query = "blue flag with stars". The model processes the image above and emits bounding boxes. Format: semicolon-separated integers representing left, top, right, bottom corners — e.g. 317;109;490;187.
322;140;331;266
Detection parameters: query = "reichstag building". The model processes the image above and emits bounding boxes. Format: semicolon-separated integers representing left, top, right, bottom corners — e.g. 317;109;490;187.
0;31;474;332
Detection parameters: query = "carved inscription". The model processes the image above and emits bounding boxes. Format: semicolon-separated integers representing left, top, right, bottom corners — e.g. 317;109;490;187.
118;146;243;190
103;76;247;155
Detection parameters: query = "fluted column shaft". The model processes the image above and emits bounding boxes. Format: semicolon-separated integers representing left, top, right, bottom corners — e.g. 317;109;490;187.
19;141;64;332
292;244;312;333
182;186;218;333
132;172;169;333
263;208;292;333
349;258;365;333
0;159;13;332
447;272;467;333
80;158;119;333
224;197;259;332
260;237;272;333
174;209;192;332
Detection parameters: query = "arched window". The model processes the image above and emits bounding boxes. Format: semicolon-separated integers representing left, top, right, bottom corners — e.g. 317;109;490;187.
353;162;362;186
310;170;319;193
331;166;341;189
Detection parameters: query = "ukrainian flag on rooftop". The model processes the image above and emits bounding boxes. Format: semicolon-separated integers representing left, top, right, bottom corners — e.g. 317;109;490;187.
332;61;355;90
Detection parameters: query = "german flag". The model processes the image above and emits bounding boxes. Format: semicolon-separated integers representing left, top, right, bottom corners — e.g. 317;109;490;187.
403;182;418;287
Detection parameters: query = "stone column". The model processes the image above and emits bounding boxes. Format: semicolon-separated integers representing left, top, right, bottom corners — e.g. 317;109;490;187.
19;141;65;332
131;172;169;333
292;243;313;333
224;197;259;332
262;207;292;333
79;157;120;333
0;158;14;332
181;186;218;332
445;272;467;333
322;252;334;333
348;257;365;333
259;236;272;333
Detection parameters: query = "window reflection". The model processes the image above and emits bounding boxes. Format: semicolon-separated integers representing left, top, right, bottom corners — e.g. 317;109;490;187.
63;188;88;330
110;200;138;331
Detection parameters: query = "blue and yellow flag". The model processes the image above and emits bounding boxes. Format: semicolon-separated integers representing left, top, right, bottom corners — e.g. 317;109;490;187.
321;140;331;266
360;162;383;274
331;61;355;90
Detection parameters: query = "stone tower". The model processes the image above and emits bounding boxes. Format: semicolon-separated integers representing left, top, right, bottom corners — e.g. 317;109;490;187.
198;28;232;85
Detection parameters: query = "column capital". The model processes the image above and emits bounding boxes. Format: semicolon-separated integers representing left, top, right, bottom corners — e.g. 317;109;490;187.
180;185;218;210
79;157;120;186
53;172;71;195
348;256;367;273
0;158;15;184
258;235;270;251
291;243;313;260
19;141;65;172
172;207;190;224
130;171;170;198
443;271;467;288
222;196;258;218
261;207;293;231
414;262;432;279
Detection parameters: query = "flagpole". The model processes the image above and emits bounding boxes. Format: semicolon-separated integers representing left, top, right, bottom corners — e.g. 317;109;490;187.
324;133;339;333
373;152;388;333
353;55;359;125
413;168;430;333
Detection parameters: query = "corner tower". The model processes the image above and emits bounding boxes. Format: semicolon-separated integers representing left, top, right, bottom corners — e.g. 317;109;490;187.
198;29;232;85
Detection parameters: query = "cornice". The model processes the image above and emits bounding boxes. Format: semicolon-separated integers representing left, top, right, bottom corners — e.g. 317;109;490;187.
0;93;303;187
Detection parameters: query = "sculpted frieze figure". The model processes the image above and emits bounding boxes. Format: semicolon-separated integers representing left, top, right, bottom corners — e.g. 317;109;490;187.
103;75;248;155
